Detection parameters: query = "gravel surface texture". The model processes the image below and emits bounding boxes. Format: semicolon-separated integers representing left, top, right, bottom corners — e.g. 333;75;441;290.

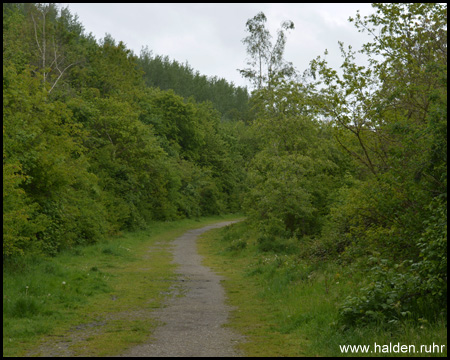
117;220;245;357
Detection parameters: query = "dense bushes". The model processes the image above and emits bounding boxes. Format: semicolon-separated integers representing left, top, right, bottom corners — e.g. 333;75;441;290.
3;3;247;258
244;79;348;245
243;3;447;327
3;2;446;332
339;199;447;328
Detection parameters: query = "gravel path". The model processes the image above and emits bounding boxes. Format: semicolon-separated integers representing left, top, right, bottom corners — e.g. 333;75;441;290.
118;220;245;357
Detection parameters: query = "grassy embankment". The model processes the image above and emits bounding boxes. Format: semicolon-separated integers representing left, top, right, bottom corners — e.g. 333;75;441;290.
197;221;447;357
3;214;242;357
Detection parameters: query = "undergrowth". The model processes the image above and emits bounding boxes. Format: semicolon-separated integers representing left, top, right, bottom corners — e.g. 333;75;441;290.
3;215;241;357
198;221;447;357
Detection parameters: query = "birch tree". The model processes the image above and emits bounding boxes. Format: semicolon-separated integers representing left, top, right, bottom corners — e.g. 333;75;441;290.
29;3;79;93
238;11;296;91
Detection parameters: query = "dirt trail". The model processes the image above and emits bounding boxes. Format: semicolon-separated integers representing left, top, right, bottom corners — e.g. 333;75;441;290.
117;220;245;357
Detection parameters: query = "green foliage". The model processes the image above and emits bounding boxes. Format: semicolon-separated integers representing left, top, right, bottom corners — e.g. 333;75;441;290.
339;209;447;329
3;158;46;257
138;88;246;217
239;3;447;330
79;34;144;98
308;3;447;326
339;258;420;327
76;94;174;227
3;62;107;255
200;222;447;356
238;12;296;90
5;1;445;336
3;4;32;71
140;89;205;160
244;79;345;244
3;3;249;258
138;47;251;122
414;198;447;311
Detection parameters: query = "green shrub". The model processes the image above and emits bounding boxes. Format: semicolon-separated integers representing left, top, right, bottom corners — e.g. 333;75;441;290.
227;238;247;252
338;257;420;327
257;234;299;254
413;198;447;316
8;297;41;318
338;197;447;327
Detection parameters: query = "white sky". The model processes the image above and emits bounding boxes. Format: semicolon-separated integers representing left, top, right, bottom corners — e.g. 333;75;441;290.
61;3;375;89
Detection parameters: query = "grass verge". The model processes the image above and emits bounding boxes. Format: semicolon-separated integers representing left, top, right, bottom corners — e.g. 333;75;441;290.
197;221;447;357
3;214;242;357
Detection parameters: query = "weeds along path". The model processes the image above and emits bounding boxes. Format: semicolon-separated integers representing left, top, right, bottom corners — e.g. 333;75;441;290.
117;220;245;357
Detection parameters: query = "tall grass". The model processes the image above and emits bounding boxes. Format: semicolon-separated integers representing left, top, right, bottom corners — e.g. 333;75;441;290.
197;221;448;357
3;214;242;357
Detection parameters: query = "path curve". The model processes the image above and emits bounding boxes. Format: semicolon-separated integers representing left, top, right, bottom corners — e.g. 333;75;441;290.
118;220;245;357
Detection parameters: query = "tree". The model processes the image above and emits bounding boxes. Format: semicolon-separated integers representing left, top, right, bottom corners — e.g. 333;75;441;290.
138;47;251;122
244;79;343;248
309;3;447;255
238;11;296;91
3;62;109;255
308;3;447;325
27;3;82;94
3;3;251;258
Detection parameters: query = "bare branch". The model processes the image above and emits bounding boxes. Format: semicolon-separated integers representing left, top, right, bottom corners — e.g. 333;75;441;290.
48;62;77;94
31;12;42;55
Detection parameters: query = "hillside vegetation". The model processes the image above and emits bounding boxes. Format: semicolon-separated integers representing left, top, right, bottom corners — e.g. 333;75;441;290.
3;3;447;356
4;3;249;258
241;4;447;329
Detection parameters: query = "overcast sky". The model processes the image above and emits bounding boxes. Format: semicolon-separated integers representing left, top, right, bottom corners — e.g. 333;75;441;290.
61;3;375;89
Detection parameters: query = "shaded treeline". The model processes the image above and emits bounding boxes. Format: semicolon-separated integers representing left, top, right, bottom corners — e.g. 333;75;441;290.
3;2;447;330
240;4;446;327
3;3;249;257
